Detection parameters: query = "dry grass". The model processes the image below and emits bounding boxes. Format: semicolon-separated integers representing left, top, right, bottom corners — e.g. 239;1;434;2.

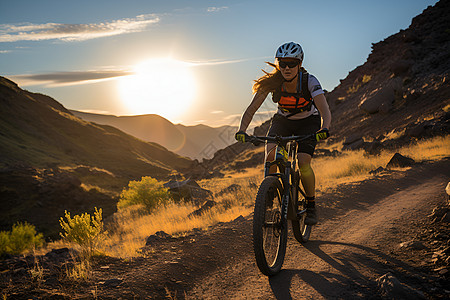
41;136;448;259
314;135;449;192
99;135;448;258
443;104;450;112
28;252;45;286
33;241;95;283
401;136;449;161
347;74;372;94
98;175;259;258
313;151;382;195
382;128;406;141
313;149;389;191
65;259;92;281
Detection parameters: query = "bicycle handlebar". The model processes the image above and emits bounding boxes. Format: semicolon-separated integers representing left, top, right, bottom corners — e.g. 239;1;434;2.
246;134;315;146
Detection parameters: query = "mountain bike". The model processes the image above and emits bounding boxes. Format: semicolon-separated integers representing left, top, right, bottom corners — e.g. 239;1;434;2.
245;134;315;276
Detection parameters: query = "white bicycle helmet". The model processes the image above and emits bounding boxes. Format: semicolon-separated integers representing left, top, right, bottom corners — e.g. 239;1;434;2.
275;42;304;61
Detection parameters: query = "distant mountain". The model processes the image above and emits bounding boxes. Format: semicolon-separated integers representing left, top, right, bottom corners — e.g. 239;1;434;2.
70;110;237;160
69;111;186;153
175;123;237;160
0;76;192;236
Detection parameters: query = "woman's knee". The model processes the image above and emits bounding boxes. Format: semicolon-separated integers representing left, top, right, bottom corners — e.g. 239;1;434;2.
298;153;313;175
297;153;312;165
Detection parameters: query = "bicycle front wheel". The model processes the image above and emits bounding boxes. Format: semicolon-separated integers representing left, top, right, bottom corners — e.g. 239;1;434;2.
253;176;287;276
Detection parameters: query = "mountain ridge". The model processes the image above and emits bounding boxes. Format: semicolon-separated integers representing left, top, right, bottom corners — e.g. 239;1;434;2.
70;110;237;160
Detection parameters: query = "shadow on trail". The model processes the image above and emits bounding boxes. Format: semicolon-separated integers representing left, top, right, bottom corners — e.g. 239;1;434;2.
268;239;417;299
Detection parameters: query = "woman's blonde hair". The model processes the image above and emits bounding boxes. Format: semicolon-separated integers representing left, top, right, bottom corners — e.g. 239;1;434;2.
252;61;307;94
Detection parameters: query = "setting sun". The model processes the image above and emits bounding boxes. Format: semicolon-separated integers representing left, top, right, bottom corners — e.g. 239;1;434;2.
118;58;196;120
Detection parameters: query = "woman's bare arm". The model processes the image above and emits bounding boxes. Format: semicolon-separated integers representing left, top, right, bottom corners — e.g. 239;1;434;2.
313;93;331;130
238;91;269;132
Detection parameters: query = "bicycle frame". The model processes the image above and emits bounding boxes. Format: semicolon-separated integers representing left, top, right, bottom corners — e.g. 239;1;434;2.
248;133;316;275
252;134;314;226
264;146;291;224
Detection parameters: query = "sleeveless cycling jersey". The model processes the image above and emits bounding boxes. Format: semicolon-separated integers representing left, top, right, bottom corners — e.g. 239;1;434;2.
277;71;312;115
272;72;324;120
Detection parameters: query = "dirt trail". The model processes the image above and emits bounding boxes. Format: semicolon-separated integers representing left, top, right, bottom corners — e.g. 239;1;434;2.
187;159;449;299
1;159;448;299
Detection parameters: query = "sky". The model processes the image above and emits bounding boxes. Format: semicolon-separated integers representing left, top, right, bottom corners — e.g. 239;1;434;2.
0;0;439;127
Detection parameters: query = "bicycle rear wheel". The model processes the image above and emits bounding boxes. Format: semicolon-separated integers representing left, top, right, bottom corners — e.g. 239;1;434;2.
291;198;311;243
253;176;287;276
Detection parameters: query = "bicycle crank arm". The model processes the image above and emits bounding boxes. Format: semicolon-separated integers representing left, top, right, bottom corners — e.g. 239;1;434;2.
297;209;307;218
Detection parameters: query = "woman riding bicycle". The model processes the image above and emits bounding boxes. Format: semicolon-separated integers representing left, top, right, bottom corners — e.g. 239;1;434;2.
235;42;332;225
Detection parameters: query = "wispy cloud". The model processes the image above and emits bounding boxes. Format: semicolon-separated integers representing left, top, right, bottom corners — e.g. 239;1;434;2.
207;6;229;13
9;69;133;87
187;56;271;67
7;55;272;87
0;14;160;43
0;50;11;53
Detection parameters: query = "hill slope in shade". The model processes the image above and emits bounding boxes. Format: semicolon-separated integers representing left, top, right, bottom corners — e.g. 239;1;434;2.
70;110;237;160
0;76;193;236
0;77;192;177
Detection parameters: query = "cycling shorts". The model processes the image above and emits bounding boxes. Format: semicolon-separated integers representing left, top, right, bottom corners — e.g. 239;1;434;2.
267;113;321;156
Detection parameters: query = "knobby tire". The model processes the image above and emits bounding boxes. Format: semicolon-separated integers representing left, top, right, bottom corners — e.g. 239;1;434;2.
253;176;287;276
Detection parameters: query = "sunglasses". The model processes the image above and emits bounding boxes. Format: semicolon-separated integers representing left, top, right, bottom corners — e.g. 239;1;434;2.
278;60;300;69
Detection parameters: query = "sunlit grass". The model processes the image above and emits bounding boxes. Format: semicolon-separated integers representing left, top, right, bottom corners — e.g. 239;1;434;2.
443;104;450;112
347;74;371;94
313;150;390;191
103;135;448;257
40;135;449;258
314;135;449;192
401;136;449;161
98;176;258;258
382;128;406;141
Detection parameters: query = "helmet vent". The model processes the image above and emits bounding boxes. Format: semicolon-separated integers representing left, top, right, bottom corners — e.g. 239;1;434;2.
275;42;304;61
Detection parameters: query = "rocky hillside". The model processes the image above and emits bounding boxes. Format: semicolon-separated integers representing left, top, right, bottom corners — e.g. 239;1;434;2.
70;110;237;160
190;0;449;177
0;76;193;237
326;0;449;143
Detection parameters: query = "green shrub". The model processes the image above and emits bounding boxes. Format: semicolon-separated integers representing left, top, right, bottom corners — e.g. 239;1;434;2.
0;231;10;256
59;207;104;256
0;222;44;256
118;176;171;212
